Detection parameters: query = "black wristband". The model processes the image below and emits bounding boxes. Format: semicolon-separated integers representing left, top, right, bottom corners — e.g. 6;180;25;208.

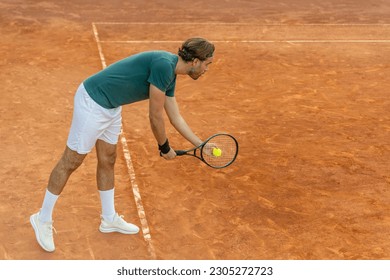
158;139;170;154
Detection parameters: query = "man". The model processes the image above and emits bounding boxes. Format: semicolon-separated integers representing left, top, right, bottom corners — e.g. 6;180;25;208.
30;38;215;252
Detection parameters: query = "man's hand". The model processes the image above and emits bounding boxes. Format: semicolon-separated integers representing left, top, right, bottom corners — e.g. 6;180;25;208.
161;148;176;160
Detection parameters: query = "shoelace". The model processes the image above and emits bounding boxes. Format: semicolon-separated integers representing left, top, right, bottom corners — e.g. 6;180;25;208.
117;215;127;225
43;223;57;236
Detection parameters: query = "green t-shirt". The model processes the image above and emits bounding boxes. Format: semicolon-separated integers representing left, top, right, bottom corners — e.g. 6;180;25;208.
83;51;178;109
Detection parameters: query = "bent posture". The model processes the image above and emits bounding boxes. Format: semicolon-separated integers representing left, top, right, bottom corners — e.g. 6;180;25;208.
30;38;215;252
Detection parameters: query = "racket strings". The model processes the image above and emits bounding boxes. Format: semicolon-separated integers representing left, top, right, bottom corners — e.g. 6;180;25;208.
202;135;238;168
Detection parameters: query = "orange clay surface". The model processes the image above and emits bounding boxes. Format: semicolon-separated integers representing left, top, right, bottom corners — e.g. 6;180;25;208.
1;0;390;260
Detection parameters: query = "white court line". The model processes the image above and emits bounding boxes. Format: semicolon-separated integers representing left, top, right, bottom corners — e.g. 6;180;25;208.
93;22;390;44
93;22;390;26
91;22;157;260
98;40;390;43
91;23;107;68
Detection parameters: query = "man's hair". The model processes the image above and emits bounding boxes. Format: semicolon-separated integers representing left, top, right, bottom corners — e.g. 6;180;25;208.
178;38;215;62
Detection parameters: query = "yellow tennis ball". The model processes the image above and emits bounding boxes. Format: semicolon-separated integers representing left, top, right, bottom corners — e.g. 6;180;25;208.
212;147;222;157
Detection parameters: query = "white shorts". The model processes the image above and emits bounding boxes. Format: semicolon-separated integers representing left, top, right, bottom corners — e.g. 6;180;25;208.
67;83;122;154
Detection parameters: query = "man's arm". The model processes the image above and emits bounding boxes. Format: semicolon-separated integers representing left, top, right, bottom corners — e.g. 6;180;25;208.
164;95;203;147
149;84;175;159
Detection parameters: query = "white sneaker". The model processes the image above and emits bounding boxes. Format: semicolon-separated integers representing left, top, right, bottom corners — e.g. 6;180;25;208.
99;213;139;234
30;212;56;252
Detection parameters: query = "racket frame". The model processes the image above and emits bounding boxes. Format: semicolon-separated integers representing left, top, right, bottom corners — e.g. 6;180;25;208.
175;133;239;168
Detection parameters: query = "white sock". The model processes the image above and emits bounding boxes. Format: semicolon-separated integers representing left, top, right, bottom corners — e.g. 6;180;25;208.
99;188;116;222
39;189;59;223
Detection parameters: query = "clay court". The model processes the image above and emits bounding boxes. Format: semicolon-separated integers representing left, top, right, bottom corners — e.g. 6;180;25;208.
1;0;390;260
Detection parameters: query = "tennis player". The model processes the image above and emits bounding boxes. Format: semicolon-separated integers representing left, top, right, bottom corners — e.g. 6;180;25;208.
30;38;215;252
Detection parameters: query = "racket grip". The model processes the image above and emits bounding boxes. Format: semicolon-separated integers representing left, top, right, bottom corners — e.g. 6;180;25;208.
175;150;187;156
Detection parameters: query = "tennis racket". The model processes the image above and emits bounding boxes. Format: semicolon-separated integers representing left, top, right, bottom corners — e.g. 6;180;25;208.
175;133;239;169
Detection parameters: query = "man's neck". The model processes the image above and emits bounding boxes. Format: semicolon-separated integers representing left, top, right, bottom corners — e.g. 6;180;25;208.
175;56;190;75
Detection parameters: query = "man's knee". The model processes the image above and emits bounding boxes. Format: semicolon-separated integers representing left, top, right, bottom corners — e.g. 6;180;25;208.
98;150;117;167
61;147;86;172
96;140;117;168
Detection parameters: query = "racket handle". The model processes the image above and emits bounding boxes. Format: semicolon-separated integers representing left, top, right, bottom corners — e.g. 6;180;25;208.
175;150;187;156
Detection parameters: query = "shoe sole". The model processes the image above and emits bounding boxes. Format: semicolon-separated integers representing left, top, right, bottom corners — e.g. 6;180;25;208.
99;226;139;235
30;215;55;252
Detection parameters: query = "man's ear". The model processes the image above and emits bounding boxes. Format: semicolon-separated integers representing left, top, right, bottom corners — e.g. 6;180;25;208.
192;58;200;65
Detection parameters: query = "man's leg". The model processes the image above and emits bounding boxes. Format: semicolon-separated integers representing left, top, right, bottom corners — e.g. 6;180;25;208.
96;139;117;192
49;146;88;195
31;146;87;252
96;139;139;234
96;140;117;222
41;146;87;220
31;82;107;252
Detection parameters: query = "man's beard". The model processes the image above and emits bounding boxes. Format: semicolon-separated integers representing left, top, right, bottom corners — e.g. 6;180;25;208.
189;67;201;80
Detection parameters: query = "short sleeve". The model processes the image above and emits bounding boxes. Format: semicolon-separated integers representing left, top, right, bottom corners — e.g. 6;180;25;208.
147;58;175;93
166;76;176;97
